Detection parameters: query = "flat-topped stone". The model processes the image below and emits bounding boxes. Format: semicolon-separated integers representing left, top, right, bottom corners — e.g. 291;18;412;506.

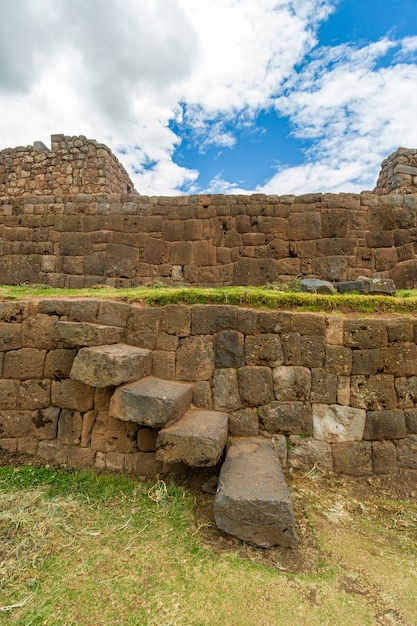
57;321;122;346
214;437;299;548
70;343;152;387
109;377;193;427
156;409;228;467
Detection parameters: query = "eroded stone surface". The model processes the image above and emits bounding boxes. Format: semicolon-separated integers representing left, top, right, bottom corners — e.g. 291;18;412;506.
57;321;122;346
156;409;228;467
214;437;299;548
109;377;193;427
70;343;152;387
313;404;366;442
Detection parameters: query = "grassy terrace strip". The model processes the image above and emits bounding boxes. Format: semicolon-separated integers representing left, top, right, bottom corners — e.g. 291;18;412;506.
1;284;417;313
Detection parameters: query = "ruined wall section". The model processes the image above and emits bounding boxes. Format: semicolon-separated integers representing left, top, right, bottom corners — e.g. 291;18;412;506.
375;148;417;195
1;190;417;288
0;299;416;476
0;134;133;198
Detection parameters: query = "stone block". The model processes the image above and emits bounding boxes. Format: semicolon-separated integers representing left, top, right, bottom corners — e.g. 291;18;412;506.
343;320;388;349
37;440;68;464
0;302;30;322
51;379;95;411
396;435;417;468
81;410;97;447
311;256;348;281
170;241;194;265
44;349;77;379
405;408;417;433
109;377;193;427
237;366;274;406
191;305;237;334
125;308;161;349
372;441;398;474
291;313;325;336
311;369;337;404
3;348;46;380
382;343;417;376
192;381;213;409
214;437;299;548
313;404;366;442
192;240;216;266
176;336;214;381
66;446;96;468
57;409;83;445
17;379;51;410
228;408;259;437
245;334;284;367
272;366;311;401
337;376;351;406
286;212;321;240
57;321;122;346
156;409;228;467
213;368;242;411
0;407;59;440
387;318;413;343
90;411;138;452
105;243;139;278
96;301;131;327
363;409;407;440
350;374;397;410
144;238;170;264
287;436;333;471
69;300;99;323
160;304;191;337
332;442;372;475
301;278;334;294
0;380;20;409
0;322;22;350
236;309;257;335
281;333;301;365
301;336;325;368
325;345;352;375
70;343;152;387
395;377;417;408
137;427;158;452
257;311;291;334
352;349;383;375
152;351;176;380
259;401;312;435
233;258;280;286
214;331;245;368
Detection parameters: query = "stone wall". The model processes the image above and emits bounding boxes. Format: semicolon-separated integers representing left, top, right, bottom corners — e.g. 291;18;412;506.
0;298;416;476
375;148;417;195
1;190;417;288
0;134;133;197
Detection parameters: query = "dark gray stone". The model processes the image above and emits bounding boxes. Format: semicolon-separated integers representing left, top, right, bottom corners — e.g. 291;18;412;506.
213;330;244;368
337;277;396;296
156;409;228;467
57;321;122;347
214;437;299;548
70;343;152;387
301;278;335;294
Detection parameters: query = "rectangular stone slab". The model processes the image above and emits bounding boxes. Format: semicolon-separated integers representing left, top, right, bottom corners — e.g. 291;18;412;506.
156;410;228;467
57;321;122;346
70;343;152;387
109;377;193;427
214;437;299;548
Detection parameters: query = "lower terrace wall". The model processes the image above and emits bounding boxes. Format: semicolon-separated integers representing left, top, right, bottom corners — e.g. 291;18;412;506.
1;298;416;476
1;190;417;288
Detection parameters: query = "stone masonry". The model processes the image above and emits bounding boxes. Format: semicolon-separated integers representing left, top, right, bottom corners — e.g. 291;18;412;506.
1;298;417;477
1;137;417;288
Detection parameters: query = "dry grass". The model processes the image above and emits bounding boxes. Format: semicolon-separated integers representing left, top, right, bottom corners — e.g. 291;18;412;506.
0;461;416;625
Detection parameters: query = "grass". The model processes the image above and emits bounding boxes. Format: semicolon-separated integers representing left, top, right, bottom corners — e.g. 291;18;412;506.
0;464;416;625
1;283;417;314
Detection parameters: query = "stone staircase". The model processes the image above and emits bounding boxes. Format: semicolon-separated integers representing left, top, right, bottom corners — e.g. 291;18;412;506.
59;320;298;548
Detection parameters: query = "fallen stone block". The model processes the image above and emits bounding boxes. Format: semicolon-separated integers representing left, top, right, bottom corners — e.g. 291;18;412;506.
109;377;193;427
337;277;396;296
57;321;122;346
214;437;299;548
70;343;152;387
156;409;228;467
301;278;334;294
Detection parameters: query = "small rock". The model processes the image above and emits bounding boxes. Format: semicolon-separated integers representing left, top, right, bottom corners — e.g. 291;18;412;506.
201;476;219;494
301;278;335;295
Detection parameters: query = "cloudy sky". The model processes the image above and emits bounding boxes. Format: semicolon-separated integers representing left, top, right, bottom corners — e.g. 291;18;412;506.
1;0;417;196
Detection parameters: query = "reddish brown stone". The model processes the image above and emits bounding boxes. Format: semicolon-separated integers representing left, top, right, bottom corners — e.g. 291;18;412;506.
17;379;51;410
176;336;214;381
51;379;94;411
372;441;398;474
332;441;372;475
364;409;406;440
237;366;274;406
351;374;396;410
245;334;283;367
3;348;46;380
90;410;138;452
0;322;22;350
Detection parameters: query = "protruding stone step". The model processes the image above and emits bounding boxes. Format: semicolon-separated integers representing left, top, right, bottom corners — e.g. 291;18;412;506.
156;410;228;467
109;377;193;428
70;343;152;387
57;321;122;346
214;437;299;548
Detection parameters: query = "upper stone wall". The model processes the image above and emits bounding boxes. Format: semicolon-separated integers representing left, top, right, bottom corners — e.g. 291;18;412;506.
0;134;134;198
374;148;417;195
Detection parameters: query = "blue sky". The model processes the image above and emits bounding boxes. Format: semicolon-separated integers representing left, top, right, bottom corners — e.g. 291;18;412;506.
1;0;417;196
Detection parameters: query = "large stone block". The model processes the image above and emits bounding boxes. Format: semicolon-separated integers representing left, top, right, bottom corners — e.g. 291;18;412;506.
70;344;152;387
395;377;417;408
311;369;337;404
352;349;383;375
350;374;396;410
109;377;193;427
160;304;191;337
325;345;352;375
245;334;284;367
214;331;244;368
57;321;122;346
105;243;139;278
90;411;138;453
214;437;299;548
156;409;228;467
332;441;372;475
382;343;417;376
372;441;398;474
125;308;161;349
287;436;333;471
0;380;20;409
0;322;22;350
3;348;46;380
228;408;259;437
191;305;237;335
363;409;407;440
51;379;95;412
213;369;241;411
237;366;274;406
17;379;51;410
272;366;311;401
343;320;388;349
44;349;77;380
233;258;280;286
176;336;214;381
313;404;366;442
259;401;312;435
396;435;417;468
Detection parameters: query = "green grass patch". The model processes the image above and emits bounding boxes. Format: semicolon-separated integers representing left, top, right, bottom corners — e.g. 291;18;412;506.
2;283;417;314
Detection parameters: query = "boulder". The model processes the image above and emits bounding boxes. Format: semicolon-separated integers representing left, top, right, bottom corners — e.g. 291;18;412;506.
301;278;335;294
337;276;396;296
